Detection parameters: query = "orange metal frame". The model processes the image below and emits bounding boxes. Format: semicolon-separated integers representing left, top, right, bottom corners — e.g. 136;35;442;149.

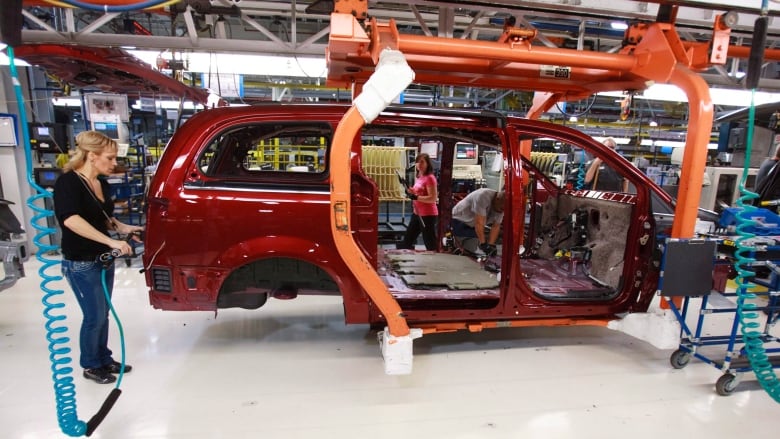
329;108;411;337
327;7;732;336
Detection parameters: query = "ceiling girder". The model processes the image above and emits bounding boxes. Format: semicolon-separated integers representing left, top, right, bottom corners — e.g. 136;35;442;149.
14;0;780;108
394;0;778;33
20;1;779;54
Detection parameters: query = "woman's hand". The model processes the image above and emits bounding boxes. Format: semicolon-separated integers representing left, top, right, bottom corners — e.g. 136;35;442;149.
109;238;133;256
117;224;143;235
112;219;144;238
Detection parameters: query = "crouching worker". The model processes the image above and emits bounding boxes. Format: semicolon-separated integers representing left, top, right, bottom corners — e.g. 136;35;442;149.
451;188;505;257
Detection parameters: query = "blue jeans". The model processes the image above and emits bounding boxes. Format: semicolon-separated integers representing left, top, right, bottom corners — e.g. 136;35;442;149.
62;259;115;369
451;219;478;239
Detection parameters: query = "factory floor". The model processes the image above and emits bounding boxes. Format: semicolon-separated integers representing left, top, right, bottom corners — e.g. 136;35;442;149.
1;255;778;439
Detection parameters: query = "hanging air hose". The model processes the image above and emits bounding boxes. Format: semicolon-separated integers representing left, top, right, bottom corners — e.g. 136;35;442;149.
99;251;128;387
7;44;86;438
731;2;780;402
733;96;780;403
575;149;587;190
554;95;597;119
8;45;127;435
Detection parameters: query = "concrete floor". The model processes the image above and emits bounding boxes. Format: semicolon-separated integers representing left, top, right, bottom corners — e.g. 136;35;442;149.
1;255;778;438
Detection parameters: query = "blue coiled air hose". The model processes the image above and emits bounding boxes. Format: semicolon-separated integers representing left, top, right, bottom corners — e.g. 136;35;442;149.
8;45;128;435
733;89;780;403
574;149;586;190
7;45;87;437
100;252;128;388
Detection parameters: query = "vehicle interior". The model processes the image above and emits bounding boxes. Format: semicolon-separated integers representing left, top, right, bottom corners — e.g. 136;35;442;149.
363;121;645;309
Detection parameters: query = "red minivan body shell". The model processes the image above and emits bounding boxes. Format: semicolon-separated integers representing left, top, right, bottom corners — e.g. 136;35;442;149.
144;104;669;326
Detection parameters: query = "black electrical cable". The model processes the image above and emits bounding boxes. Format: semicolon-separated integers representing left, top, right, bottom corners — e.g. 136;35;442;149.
554;95;597;118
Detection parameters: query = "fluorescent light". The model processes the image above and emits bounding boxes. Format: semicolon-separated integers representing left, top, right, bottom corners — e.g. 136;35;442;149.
599;84;780;107
0;50;30;67
610;22;628;30
652;140;719;150
52;97;82;107
53;97;204;110
129;100;203;110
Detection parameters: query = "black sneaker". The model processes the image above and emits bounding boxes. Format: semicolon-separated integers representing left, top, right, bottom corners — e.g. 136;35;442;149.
104;361;132;374
83;368;117;384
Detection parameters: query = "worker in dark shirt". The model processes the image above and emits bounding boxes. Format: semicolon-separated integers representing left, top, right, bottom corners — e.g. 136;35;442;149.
53;130;143;384
585;137;628;192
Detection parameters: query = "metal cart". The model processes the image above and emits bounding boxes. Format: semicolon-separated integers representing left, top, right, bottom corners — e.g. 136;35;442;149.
660;237;780;395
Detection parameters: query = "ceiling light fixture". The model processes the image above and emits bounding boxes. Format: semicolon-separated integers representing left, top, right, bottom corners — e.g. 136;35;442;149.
610;22;628;30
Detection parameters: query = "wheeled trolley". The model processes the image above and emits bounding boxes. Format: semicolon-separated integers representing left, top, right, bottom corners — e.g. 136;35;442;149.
660;238;780;396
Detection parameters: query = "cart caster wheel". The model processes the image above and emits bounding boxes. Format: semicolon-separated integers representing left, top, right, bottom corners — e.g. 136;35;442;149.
670;349;691;369
716;373;738;396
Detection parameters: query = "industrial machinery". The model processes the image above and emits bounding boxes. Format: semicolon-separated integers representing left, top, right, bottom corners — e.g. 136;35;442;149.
0;198;25;292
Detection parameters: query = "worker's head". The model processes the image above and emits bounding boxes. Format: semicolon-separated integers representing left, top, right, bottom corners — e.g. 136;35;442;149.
602;137;617;149
492;190;506;213
64;130;119;173
416;153;434;176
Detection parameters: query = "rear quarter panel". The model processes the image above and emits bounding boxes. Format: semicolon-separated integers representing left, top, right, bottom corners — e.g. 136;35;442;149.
143;105;373;319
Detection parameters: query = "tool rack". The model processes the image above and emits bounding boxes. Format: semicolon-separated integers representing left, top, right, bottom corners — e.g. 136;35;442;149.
660;232;780;396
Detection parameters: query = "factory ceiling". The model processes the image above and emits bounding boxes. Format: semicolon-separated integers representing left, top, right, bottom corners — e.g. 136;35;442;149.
13;0;780;131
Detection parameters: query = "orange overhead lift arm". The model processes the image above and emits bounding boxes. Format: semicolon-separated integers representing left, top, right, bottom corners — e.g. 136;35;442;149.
327;7;726;338
330;107;412;338
329;48;415;340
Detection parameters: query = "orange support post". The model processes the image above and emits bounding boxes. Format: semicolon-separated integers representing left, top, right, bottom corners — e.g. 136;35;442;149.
669;65;713;239
329;107;410;338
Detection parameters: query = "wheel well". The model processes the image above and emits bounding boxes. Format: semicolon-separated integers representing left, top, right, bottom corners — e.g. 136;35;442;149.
219;257;339;300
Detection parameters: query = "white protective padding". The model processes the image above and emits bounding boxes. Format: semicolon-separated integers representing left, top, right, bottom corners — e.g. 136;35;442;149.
353;49;415;124
378;327;423;375
606;308;681;350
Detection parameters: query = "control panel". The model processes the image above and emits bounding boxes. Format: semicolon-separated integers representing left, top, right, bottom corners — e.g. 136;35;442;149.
452;164;483;180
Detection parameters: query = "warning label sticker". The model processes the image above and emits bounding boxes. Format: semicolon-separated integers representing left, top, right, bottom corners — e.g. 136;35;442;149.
540;65;572;79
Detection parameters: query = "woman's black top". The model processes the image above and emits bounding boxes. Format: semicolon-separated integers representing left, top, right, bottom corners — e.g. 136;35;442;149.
53;170;113;261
